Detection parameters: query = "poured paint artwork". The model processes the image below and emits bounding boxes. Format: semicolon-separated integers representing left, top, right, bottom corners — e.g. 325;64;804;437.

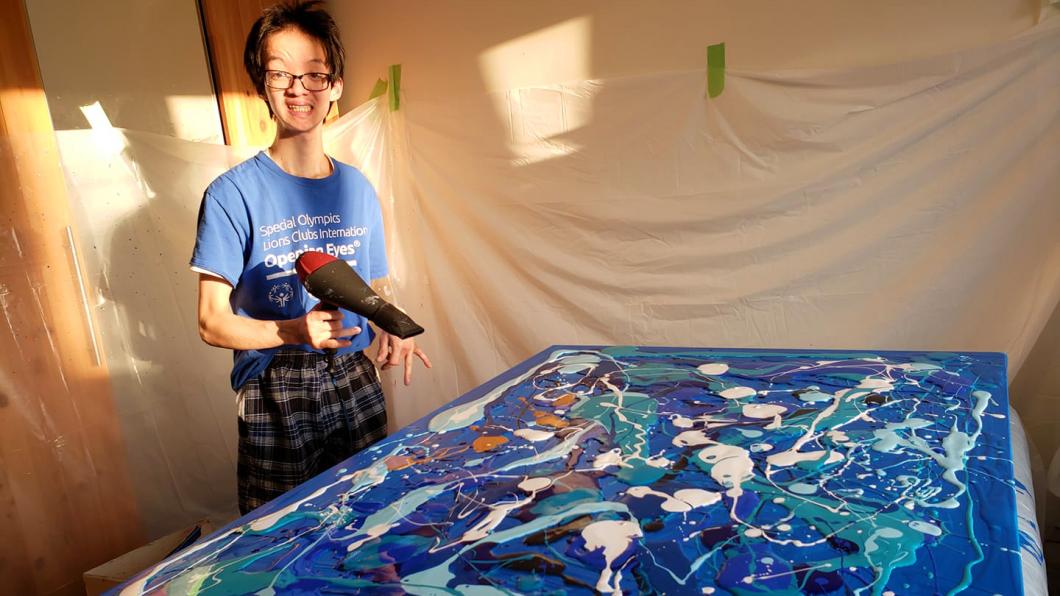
118;347;1022;595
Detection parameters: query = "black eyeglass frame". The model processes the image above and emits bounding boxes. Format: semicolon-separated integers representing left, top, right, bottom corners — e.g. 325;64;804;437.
263;70;334;91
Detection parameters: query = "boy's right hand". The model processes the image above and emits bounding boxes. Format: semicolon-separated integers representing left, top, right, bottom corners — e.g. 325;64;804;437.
293;308;361;349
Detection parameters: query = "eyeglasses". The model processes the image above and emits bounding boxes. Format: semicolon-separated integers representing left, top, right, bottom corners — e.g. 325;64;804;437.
264;70;333;91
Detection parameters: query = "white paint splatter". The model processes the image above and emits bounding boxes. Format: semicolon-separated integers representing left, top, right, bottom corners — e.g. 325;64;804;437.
627;486;721;512
720;386;757;400
514;428;554;442
697;363;729;375
518;477;552;492
671;415;695;429
742;404;787;419
646;455;673;468
673;488;721;508
593;448;625;470
582;520;642;594
697;444;754;497
908;521;942;536
673;430;713;447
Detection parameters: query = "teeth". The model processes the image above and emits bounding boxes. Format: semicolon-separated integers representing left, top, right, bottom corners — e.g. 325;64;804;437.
289;105;312;112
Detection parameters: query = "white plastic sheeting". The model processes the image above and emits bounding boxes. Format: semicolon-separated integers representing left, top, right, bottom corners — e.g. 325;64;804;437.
1011;409;1049;596
56;127;251;531
53;10;1059;552
384;10;1060;520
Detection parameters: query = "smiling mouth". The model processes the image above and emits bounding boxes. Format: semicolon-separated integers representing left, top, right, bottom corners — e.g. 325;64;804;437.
288;105;313;112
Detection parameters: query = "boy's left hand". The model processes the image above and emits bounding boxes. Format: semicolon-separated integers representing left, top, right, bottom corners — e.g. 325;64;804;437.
376;332;432;385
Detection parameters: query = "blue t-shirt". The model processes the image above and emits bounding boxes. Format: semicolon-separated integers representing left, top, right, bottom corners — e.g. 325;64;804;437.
190;151;388;390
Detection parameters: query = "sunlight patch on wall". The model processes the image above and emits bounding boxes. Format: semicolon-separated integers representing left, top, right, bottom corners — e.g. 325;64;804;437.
478;16;593;93
79;101;156;202
80;101;124;155
163;95;224;144
478;16;595;166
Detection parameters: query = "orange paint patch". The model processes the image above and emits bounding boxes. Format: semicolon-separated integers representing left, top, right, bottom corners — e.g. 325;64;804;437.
385;456;417;471
533;412;570;429
553;393;577;407
384;445;470;470
472;435;509;452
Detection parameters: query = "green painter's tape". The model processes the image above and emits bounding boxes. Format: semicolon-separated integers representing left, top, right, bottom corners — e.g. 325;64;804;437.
388;64;401;111
707;42;725;98
368;78;388;100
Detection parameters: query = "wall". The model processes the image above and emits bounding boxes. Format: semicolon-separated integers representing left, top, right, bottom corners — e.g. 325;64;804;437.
330;0;1059;538
2;1;149;593
333;0;1037;108
25;0;224;143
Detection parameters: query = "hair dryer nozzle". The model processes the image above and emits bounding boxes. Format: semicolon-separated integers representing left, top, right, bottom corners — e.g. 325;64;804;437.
295;252;425;339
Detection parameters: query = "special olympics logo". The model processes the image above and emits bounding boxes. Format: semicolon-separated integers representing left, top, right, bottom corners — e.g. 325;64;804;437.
268;282;294;308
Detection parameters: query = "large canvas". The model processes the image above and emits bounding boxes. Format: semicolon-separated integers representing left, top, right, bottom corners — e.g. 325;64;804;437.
117;346;1021;595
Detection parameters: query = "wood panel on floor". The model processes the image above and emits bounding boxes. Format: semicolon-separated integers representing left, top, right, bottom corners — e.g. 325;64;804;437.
0;0;143;593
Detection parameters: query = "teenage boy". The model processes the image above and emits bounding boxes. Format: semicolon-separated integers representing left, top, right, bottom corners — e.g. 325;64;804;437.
191;0;430;514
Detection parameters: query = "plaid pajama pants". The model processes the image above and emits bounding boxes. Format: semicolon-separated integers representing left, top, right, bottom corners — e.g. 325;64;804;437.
236;349;387;514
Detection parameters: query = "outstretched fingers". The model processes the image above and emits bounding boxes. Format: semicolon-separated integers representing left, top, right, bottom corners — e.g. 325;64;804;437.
414;348;432;369
402;346;432;385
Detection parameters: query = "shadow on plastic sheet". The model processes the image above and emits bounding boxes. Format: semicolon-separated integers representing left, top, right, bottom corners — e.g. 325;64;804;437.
61;127;247;539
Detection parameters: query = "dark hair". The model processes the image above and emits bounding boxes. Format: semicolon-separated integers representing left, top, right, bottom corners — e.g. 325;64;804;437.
243;0;345;109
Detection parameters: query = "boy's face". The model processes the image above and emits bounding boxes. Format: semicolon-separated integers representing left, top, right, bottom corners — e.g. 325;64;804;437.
263;27;343;135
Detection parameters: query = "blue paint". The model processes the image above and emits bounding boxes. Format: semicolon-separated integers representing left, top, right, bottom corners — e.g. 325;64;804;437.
114;346;1020;595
